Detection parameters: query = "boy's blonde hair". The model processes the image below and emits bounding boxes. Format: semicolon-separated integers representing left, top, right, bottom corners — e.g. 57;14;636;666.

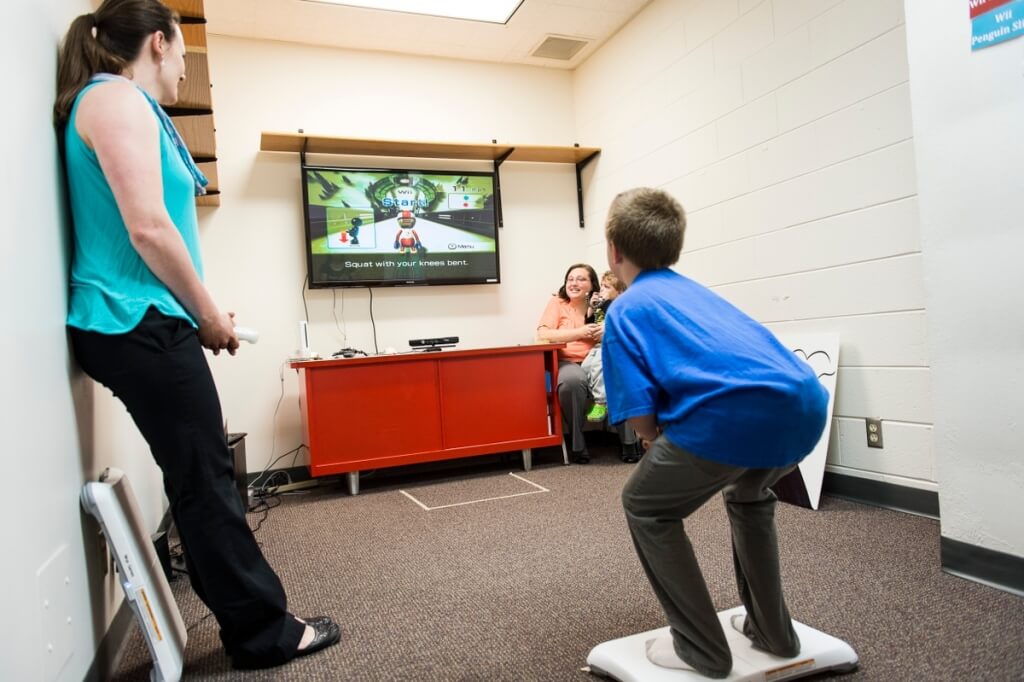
605;188;686;270
601;270;626;294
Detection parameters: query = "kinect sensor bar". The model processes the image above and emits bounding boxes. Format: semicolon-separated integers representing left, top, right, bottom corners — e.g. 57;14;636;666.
409;337;459;348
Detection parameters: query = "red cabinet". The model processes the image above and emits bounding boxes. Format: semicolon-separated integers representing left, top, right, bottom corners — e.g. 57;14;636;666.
291;344;565;490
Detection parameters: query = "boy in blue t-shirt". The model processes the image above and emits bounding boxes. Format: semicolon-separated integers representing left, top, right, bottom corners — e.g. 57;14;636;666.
601;188;829;678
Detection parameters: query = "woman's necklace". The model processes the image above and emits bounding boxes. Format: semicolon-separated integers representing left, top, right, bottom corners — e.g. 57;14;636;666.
574;298;589;319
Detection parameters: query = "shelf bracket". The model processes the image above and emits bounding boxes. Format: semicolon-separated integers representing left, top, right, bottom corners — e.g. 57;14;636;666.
493;148;515;228
299;136;309;167
575;149;601;228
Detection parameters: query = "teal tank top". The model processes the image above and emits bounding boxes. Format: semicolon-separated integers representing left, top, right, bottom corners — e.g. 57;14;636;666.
65;81;204;333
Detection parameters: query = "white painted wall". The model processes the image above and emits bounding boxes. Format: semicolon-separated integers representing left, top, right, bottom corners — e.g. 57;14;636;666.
2;1;169;680
573;0;933;490
904;2;1024;557
201;36;585;476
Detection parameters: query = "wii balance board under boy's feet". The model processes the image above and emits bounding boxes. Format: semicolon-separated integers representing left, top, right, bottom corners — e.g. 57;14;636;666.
81;468;187;682
586;606;857;682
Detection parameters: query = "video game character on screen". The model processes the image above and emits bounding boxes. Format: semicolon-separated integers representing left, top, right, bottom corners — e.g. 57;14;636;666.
393;211;422;254
348;216;361;245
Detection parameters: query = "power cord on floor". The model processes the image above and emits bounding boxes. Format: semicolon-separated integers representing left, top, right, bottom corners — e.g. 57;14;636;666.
249;444;306;491
247;490;281;534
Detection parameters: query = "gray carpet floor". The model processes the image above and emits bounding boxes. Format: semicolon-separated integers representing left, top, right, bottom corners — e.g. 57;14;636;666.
112;439;1024;680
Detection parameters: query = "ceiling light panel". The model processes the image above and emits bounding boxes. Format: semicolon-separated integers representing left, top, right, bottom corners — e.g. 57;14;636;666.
302;0;524;24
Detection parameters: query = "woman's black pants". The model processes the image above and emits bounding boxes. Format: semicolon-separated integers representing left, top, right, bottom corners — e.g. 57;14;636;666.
70;308;303;665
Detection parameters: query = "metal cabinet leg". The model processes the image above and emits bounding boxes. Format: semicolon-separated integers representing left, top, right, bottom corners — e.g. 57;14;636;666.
561;441;569;465
522;449;532;471
347;471;360;496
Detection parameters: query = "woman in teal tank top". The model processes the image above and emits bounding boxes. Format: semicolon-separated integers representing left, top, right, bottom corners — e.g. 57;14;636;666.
55;0;339;670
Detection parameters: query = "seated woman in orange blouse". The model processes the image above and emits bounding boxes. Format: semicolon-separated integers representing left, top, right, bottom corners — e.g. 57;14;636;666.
537;263;639;463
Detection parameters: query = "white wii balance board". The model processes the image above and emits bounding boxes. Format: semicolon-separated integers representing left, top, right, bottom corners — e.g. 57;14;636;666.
81;468;187;682
587;606;857;682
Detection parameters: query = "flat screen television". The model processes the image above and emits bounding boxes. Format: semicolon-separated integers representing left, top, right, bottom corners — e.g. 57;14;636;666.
302;165;501;288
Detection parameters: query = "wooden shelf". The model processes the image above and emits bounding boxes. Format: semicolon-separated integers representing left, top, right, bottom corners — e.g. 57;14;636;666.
172;114;216;158
177;53;211;109
196;190;220;207
197;161;219;194
259;132;601;227
180;23;207;50
259;132;600;165
164;0;219;207
165;0;205;21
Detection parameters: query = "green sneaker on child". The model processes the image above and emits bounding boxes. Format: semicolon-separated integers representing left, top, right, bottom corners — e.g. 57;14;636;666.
586;403;608;422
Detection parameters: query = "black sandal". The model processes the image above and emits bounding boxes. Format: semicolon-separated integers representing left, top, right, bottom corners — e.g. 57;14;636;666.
294;616;341;659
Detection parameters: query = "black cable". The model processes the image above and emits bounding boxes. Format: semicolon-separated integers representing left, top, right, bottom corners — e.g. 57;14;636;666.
260;471;283;488
249;444;305;490
247;493;281;534
289;445;304;469
248;453;309;534
255;449;309;495
261;470;291;488
248;448;309;524
250;446;301;488
368;286;379;354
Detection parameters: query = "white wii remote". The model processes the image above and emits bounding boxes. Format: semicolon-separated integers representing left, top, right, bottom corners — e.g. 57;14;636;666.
234;326;259;344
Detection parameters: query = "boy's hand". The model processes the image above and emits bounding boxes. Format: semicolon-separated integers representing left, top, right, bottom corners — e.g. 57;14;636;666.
627;415;659;445
639;425;664;451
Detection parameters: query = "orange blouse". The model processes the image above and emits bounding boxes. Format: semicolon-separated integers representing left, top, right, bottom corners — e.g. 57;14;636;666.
537;295;593;363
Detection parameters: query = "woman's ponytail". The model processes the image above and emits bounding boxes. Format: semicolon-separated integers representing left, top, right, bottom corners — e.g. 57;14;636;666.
55;13;123;125
53;0;178;126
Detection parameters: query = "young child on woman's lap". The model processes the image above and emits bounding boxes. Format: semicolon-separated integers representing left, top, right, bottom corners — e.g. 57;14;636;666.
581;270;625;424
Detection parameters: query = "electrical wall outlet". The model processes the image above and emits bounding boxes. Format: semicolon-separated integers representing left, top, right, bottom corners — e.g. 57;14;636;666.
36;545;74;681
866;418;884;448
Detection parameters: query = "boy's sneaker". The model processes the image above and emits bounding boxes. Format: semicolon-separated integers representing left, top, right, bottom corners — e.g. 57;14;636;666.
586;404;608;422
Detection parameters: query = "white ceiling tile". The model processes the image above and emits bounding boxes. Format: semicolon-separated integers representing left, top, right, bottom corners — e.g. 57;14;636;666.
206;0;653;69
